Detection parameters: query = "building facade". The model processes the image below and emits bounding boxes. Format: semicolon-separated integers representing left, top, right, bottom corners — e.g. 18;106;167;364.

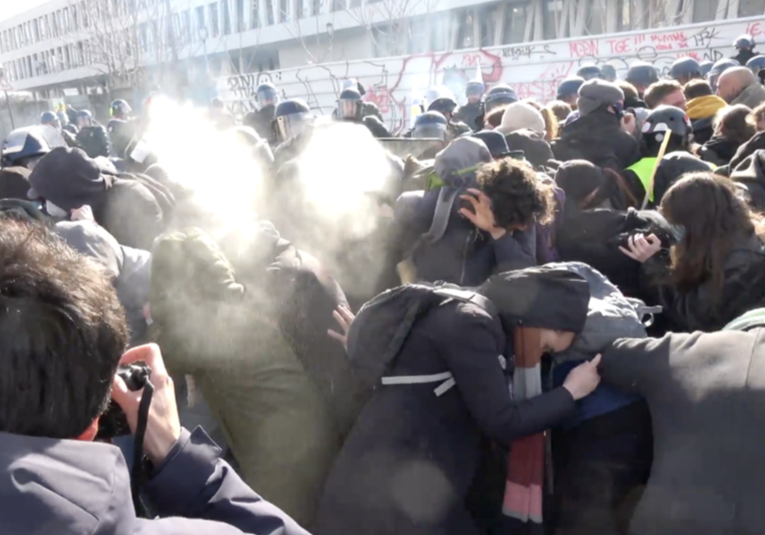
1;0;764;99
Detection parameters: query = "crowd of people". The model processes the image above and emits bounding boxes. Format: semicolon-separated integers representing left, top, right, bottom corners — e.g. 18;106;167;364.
3;31;765;535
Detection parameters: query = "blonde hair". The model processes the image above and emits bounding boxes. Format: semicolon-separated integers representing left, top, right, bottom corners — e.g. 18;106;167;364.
523;99;558;141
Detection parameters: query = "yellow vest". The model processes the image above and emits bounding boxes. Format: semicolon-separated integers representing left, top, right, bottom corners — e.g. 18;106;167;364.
626;157;658;202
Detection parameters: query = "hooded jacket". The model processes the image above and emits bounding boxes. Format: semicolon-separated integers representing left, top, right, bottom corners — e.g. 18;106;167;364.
599;329;765;535
730;81;765;109
504;129;555;169
314;268;589;535
55;220;151;346
393;138;536;287
0;426;310;535
730;149;765;210
729;131;765;171
700;135;742;167
552;108;641;172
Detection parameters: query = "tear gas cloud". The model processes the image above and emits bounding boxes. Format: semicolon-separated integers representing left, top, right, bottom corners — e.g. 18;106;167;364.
146;95;264;231
145;97;395;303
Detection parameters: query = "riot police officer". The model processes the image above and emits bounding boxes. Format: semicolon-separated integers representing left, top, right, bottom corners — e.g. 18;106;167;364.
74;110;111;159
557;77;585;109
246;81;279;143
746;55;765;83
576;64;603;81
707;58;740;92
274;99;314;146
453;79;484;128
107;99;137;158
733;34;757;67
2;126;66;169
425;86;471;137
626;61;660;98
670;57;702;85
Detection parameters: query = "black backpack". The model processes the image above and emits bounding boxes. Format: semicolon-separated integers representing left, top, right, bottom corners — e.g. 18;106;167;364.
346;282;497;392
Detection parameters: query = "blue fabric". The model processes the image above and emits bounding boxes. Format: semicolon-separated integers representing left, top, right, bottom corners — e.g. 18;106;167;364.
552;360;641;429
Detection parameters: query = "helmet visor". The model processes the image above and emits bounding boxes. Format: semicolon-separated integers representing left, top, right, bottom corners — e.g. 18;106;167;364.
485;94;517;112
337;99;361;120
258;87;278;107
413;123;447;141
276;112;312;141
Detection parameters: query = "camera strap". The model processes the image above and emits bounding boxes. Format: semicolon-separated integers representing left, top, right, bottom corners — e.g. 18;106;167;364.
131;379;154;517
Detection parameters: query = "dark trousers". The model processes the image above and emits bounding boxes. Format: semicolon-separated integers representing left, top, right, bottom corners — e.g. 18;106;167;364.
550;400;653;535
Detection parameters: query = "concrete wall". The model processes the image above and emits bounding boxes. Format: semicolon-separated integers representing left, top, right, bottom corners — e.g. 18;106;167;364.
217;16;763;133
0;96;50;144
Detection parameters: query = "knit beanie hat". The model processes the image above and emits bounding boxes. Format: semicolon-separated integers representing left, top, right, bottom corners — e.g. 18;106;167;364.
686;94;728;121
577;79;625;117
498;102;546;136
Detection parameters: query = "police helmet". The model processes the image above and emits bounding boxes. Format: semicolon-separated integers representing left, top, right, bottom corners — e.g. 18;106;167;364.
699;61;714;78
708;58;740;89
735;34;755;50
484;84;518;112
426;86;458;115
256;82;278;106
76;109;93;126
274;99;313;142
337;87;363;121
557;77;585;100
466;80;485;97
1;126;66;167
40;111;60;127
747;55;765;75
601;64;617;82
641;105;691;147
670;57;702;81
626;61;660;88
413;111;448;141
111;99;132;118
576;64;602;81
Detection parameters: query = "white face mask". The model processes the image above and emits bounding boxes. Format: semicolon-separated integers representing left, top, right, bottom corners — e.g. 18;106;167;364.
45;201;68;218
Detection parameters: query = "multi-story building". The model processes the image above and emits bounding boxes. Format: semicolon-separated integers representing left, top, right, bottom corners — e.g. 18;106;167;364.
1;0;763;100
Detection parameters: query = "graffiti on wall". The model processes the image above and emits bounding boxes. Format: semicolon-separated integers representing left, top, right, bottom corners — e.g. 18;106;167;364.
217;17;754;134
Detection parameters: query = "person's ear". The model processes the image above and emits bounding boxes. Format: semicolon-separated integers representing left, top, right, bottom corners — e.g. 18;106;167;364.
75;418;100;442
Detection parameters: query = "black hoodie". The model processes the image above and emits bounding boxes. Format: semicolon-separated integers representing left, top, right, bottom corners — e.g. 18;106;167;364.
730;149;765;210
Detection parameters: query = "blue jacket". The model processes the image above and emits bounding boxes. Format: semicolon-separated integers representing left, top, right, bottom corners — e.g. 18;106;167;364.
0;426;310;535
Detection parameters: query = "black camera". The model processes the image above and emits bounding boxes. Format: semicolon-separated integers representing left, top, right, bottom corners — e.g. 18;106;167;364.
97;362;152;440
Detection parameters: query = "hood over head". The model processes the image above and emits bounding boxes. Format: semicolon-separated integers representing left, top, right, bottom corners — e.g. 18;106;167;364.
433;136;492;185
479;266;590;334
28;146;112;210
504;129;554;169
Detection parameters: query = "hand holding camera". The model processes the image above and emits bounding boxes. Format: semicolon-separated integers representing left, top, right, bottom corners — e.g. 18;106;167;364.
111;344;181;465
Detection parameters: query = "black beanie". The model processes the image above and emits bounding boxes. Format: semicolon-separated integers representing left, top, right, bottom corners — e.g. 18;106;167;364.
28;146;108;210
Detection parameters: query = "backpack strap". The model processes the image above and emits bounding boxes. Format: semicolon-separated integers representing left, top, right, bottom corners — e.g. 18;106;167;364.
380;287;497;397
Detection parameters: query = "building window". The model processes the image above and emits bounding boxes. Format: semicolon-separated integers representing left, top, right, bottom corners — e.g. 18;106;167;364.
251;0;261;28
409;17;428;54
236;0;245;31
280;0;289;21
739;0;765;17
209;3;220;37
222;0;232;34
182;10;191;43
311;0;321;17
196;6;206;38
456;9;474;49
503;5;527;44
266;0;275;25
543;0;564;40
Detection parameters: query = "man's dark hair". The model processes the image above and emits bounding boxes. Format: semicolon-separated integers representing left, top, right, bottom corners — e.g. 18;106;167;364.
615;80;639;103
644;80;684;109
0;219;127;439
684;79;713;100
477;158;555;229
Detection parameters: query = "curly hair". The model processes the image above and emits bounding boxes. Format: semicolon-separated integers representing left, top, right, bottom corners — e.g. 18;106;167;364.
477;158;555;229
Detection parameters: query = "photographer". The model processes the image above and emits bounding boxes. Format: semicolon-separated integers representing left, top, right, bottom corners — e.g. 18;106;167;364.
0;219;308;535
